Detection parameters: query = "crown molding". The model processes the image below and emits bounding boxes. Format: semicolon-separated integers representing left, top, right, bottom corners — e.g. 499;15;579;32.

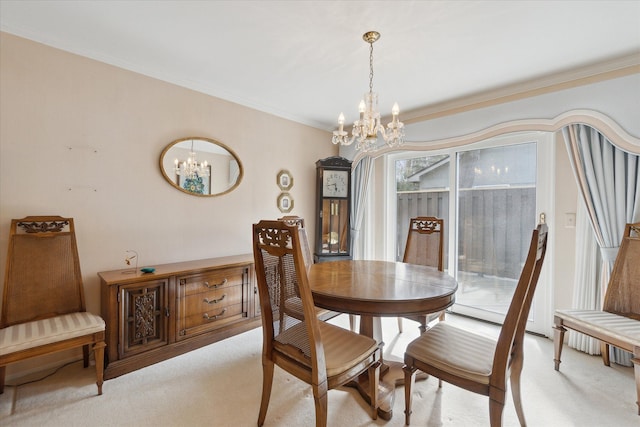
401;52;640;125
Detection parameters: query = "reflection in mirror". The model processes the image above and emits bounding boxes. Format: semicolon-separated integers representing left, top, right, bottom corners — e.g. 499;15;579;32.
160;137;243;197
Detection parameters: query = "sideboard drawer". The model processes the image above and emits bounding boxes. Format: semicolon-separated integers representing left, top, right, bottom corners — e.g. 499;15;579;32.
178;285;245;337
179;267;245;296
176;265;251;340
181;285;243;317
182;302;244;331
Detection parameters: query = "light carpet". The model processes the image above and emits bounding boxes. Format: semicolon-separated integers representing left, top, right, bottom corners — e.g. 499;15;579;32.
0;314;637;426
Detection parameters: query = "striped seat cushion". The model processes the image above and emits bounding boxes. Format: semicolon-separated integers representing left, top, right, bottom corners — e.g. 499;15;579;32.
405;322;496;384
275;321;379;377
555;309;640;347
0;312;105;356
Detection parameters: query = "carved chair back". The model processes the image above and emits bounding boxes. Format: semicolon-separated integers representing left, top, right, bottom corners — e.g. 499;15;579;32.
403;217;444;271
278;216;313;270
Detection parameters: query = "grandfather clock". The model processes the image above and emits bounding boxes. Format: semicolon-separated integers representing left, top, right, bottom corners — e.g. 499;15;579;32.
314;156;352;263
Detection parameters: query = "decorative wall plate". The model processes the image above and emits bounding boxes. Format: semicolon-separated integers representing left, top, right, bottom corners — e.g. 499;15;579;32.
277;170;293;191
277;192;294;213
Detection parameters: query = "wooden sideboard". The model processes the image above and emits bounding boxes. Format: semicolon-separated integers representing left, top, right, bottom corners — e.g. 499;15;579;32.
99;254;261;379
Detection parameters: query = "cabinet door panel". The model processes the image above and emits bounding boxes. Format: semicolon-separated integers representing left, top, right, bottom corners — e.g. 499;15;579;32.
120;279;169;358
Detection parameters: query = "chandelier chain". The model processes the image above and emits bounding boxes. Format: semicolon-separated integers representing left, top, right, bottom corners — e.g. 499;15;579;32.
369;41;374;94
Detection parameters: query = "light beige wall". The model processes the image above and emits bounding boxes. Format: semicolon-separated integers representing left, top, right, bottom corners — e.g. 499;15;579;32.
0;32;335;320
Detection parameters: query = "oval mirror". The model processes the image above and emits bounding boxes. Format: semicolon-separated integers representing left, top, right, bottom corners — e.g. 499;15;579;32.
160;137;243;197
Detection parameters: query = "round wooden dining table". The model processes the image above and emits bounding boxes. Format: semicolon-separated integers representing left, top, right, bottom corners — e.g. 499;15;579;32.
308;259;458;420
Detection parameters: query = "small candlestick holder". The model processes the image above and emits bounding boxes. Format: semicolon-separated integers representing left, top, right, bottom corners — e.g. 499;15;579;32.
123;250;138;274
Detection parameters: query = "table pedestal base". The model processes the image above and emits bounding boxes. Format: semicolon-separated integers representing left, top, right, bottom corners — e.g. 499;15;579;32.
345;359;429;420
345;316;429;420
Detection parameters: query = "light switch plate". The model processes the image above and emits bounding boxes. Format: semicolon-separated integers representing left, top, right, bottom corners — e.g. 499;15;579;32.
565;212;576;228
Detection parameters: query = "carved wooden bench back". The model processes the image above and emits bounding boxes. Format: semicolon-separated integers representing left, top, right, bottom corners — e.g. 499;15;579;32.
602;222;640;320
2;216;86;328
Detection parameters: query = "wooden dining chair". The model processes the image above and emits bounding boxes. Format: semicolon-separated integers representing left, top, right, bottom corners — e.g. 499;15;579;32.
277;216;341;323
0;216;106;395
398;217;445;333
253;220;382;427
403;221;548;427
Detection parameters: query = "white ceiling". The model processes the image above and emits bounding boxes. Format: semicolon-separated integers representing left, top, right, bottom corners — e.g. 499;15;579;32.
1;1;639;133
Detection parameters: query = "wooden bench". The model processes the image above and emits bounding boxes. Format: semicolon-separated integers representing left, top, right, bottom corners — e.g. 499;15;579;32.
553;222;640;415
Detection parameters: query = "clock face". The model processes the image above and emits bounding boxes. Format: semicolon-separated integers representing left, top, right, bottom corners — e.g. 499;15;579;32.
322;170;349;198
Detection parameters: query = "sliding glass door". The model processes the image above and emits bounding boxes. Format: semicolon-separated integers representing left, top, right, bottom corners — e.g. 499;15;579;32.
455;142;536;317
392;132;552;334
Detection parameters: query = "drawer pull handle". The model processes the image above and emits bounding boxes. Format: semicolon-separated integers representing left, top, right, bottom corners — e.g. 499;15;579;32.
203;309;227;321
203;278;227;289
203;294;226;305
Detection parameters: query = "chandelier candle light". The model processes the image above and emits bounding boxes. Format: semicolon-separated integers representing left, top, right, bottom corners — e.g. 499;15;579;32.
332;31;405;152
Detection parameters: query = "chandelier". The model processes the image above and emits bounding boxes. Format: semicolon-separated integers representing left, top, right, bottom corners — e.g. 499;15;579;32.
332;31;404;152
174;139;210;181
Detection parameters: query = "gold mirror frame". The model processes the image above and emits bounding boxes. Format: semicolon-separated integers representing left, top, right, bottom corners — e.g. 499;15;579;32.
159;136;243;197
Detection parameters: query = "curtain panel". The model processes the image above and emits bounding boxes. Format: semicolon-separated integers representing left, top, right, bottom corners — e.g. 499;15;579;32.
350;156;373;260
563;124;640;365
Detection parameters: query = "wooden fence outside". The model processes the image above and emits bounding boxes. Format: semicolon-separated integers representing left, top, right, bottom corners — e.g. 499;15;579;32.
397;186;535;280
